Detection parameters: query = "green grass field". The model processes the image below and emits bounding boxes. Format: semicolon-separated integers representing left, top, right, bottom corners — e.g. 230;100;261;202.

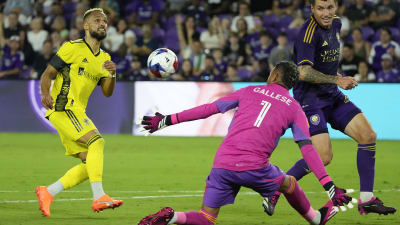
0;133;399;225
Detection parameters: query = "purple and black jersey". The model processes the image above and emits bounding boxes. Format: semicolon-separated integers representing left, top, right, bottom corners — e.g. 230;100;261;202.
293;16;344;109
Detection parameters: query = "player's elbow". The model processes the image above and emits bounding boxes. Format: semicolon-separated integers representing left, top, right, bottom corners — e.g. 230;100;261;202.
297;65;309;80
103;91;113;98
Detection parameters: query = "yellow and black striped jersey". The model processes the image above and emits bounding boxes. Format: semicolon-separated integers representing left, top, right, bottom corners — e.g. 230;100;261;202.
46;38;111;116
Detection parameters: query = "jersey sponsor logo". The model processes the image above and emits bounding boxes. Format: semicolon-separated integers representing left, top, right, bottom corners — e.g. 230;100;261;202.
320;48;340;63
310;114;320;126
322;41;328;47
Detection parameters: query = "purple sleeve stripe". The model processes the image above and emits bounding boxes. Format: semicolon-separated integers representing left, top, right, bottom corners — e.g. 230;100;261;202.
215;100;239;113
292;123;310;142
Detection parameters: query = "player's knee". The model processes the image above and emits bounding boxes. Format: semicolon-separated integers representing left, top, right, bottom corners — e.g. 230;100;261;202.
320;153;333;166
280;175;296;194
86;135;104;148
359;130;377;144
78;152;88;163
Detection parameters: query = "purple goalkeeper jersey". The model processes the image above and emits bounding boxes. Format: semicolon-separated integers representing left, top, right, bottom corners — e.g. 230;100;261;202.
293;16;345;109
174;84;312;172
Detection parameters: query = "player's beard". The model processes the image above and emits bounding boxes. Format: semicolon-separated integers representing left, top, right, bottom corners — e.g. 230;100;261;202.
89;28;106;41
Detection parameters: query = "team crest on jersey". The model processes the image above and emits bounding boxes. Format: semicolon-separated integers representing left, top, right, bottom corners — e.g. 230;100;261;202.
78;67;84;75
83;118;91;126
82;58;88;63
344;95;349;103
310;114;320;125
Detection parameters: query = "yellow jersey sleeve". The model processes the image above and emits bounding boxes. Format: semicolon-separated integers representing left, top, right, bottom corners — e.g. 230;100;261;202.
49;41;76;71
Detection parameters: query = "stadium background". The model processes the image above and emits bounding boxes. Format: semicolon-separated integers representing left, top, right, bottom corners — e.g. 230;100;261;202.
0;0;399;225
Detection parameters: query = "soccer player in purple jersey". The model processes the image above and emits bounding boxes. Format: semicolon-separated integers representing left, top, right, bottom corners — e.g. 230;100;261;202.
137;61;352;225
263;0;396;216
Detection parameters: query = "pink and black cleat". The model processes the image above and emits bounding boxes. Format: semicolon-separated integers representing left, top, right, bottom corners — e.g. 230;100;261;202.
318;200;338;225
138;207;175;225
358;197;396;215
263;194;280;216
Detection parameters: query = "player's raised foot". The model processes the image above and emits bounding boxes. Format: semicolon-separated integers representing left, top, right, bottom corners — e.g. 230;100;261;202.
263;193;280;216
358;197;396;215
138;207;175;225
35;186;54;217
92;194;123;212
318;200;338;225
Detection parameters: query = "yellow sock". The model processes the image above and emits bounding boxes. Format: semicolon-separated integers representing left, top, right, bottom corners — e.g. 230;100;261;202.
86;135;104;182
59;163;88;190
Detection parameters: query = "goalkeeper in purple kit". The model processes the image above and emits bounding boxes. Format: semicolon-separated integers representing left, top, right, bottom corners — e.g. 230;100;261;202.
137;61;352;225
263;0;396;217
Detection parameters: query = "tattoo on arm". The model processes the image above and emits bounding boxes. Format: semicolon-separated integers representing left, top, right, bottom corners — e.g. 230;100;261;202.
299;65;338;84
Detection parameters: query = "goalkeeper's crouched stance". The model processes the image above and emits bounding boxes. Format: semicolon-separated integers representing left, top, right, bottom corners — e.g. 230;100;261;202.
137;62;353;225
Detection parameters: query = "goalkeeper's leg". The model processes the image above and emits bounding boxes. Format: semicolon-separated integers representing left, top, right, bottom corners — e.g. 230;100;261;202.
265;133;333;215
138;206;219;225
281;175;338;225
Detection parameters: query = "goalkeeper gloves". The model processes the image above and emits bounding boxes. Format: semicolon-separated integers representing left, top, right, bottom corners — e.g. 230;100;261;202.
324;181;356;211
139;112;172;134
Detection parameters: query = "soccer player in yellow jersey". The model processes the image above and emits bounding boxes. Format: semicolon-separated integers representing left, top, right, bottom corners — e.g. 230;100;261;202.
35;8;123;217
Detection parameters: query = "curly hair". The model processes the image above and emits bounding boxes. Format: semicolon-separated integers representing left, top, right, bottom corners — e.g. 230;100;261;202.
275;61;299;90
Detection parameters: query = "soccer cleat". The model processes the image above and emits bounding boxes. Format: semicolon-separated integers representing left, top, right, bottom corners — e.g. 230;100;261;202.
262;194;280;216
318;200;339;225
358;197;396;215
138;207;175;225
35;186;54;217
92;194;123;212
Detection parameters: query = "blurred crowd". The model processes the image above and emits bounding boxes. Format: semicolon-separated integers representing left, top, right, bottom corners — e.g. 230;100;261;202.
0;0;399;83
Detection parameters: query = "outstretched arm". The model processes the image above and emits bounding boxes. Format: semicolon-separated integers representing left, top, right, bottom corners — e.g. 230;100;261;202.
139;88;245;133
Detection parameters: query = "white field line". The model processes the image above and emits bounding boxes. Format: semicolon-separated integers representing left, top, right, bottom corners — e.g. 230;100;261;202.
1;189;399;204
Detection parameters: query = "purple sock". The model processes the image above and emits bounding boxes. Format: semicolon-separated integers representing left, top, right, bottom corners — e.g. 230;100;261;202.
357;143;376;192
287;159;310;181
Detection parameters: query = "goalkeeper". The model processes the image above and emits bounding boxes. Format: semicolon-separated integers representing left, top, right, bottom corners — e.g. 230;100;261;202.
137;61;353;225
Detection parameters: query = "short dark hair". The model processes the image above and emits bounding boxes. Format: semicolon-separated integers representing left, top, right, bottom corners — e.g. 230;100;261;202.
381;27;391;36
259;31;272;38
275;61;299;90
343;43;353;49
83;8;106;22
278;32;288;38
310;0;337;6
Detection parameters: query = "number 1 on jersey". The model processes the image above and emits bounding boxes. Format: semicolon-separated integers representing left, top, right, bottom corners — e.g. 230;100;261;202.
254;100;271;127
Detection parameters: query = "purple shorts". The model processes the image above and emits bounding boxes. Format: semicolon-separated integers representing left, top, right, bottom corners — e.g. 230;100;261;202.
203;164;285;208
305;96;361;136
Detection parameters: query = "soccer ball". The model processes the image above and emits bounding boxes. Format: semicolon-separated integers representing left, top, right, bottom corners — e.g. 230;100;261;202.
147;48;179;78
